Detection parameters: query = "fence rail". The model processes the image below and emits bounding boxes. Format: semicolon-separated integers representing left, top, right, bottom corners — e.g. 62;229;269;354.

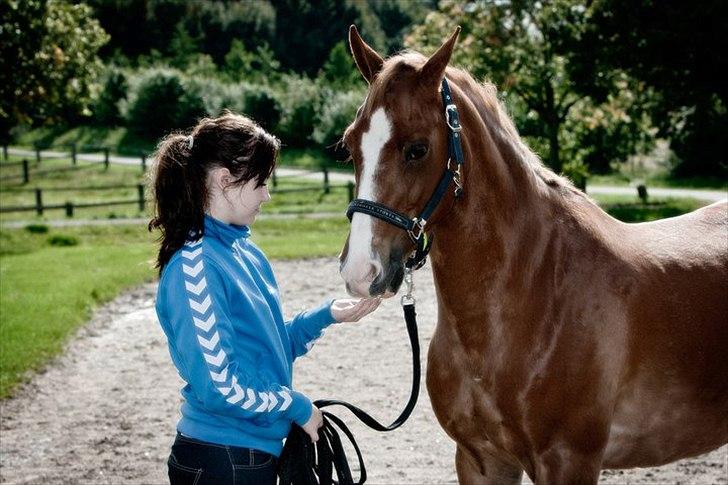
0;182;356;218
1;144;355;218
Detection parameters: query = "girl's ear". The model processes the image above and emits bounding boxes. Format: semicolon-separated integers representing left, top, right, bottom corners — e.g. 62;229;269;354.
210;167;233;191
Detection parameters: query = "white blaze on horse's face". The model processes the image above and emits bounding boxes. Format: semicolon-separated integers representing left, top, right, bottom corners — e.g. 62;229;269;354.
340;107;391;297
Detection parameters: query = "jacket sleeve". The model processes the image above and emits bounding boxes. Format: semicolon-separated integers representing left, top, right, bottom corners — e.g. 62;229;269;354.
285;299;337;360
162;249;313;427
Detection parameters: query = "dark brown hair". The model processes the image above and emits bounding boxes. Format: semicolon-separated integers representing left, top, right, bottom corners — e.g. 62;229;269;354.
148;111;279;273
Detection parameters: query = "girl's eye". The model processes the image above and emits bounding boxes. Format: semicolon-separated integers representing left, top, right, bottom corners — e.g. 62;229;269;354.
404;142;428;162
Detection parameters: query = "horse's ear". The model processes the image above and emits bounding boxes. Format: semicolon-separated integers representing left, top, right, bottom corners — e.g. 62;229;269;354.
421;26;461;87
349;25;384;84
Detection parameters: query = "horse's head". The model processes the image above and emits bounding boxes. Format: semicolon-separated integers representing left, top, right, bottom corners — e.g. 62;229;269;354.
339;25;461;298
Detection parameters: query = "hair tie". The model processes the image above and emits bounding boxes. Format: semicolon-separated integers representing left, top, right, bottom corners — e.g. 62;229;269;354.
186;135;194;150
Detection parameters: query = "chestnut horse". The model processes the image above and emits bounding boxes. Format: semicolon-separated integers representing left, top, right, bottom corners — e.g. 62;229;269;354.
338;26;728;484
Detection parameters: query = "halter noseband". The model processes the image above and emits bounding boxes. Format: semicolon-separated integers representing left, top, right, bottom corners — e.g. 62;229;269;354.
346;77;465;270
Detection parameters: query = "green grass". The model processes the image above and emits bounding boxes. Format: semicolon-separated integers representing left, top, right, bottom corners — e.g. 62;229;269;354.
0;217;350;399
0;154;351;222
589;173;727;190
591;192;708;222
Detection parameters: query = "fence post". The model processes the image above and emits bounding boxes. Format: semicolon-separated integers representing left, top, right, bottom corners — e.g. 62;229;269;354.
2;144;7;161
137;184;145;212
141;152;146;172
272;169;278;188
22;159;29;184
323;167;330;194
347;181;354;202
35;145;41;164
637;184;648;204
65;202;74;218
35;189;43;216
104;147;110;169
71;143;77;165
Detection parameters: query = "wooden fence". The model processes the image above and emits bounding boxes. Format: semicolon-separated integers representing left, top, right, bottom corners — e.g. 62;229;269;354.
1;145;355;218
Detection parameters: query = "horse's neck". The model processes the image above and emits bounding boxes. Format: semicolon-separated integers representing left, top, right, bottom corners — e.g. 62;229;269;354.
428;118;621;323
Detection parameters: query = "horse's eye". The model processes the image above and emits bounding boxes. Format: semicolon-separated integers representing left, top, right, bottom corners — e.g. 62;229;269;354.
404;142;428;162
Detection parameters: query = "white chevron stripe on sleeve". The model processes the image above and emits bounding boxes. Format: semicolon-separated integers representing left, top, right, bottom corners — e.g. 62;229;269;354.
266;391;278;411
203;348;226;367
185;239;202;248
181;247;202;260
218;376;235;396
255;391;269;412
242;388;256;410
185;277;207;296
226;382;244;404
193;314;216;332
197;331;220;351
209;365;227;382
278;390;292;411
182;260;204;278
189;295;211;314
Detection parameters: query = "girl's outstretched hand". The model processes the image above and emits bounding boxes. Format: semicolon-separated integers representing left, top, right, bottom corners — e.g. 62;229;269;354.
331;298;382;323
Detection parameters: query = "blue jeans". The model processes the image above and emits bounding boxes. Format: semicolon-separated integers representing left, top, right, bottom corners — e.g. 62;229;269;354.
168;432;278;485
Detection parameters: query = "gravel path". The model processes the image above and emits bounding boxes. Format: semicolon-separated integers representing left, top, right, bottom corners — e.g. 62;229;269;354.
1;258;725;484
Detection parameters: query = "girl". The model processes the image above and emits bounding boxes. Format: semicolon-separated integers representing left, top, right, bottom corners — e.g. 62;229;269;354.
149;112;380;484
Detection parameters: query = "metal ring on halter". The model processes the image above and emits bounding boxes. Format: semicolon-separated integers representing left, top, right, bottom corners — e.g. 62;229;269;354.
445;104;462;132
407;217;427;243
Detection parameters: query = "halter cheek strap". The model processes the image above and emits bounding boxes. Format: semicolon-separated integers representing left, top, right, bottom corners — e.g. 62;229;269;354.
346;77;465;270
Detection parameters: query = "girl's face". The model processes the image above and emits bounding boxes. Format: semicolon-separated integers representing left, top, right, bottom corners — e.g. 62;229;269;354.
208;168;272;226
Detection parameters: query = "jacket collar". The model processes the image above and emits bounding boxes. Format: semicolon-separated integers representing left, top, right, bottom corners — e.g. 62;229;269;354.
203;213;251;245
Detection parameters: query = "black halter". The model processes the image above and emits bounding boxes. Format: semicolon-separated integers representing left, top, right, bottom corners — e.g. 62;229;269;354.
346;77;465;270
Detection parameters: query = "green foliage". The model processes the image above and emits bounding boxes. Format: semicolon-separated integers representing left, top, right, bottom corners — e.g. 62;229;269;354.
243;87;282;131
223;40;280;84
313;89;366;149
0;0;110;135
574;0;727;177
319;42;360;89
276;75;321;148
91;67;127;126
47;234;79;246
124;68;206;139
25;224;49;234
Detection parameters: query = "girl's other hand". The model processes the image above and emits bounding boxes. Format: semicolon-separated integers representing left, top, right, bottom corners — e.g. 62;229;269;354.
301;405;324;442
331;298;382;323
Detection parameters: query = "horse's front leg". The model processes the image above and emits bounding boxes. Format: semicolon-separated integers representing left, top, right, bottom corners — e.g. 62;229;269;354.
531;449;602;485
456;444;523;485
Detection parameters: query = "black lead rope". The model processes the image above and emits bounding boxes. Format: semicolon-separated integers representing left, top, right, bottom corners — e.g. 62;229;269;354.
277;302;420;485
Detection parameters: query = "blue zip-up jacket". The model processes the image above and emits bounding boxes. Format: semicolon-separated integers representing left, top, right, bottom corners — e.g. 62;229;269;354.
155;214;336;456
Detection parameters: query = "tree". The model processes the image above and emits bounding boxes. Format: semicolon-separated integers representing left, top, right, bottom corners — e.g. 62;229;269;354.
0;0;109;136
407;0;590;173
572;0;727;177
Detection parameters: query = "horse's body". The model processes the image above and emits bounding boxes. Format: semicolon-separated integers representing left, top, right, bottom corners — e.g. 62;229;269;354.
339;26;728;483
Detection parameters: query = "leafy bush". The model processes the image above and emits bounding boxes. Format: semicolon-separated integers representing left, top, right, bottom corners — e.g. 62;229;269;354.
47;234;79;247
275;75;321;147
25;224;49;234
313;88;365;149
92;67;127;126
243;87;281;131
123;68;206;139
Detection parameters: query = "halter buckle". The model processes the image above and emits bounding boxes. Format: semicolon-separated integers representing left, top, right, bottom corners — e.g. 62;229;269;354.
407;217;427;242
445;104;462;133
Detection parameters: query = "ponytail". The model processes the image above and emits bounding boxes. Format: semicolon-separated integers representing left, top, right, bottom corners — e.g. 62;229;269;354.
148;133;208;273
